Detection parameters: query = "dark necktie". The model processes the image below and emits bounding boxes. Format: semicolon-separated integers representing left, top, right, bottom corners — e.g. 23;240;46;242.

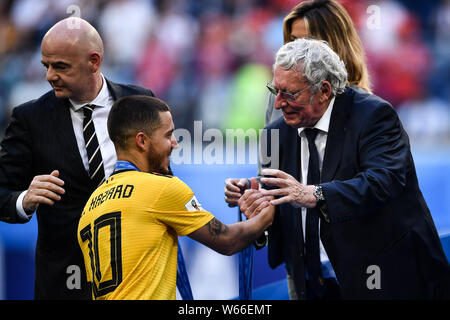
290;134;307;298
304;128;324;297
83;105;105;187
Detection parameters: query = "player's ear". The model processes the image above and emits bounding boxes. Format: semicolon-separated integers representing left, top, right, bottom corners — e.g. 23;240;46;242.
135;132;149;151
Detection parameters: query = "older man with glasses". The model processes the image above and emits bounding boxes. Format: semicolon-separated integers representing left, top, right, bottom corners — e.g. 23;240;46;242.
225;38;450;300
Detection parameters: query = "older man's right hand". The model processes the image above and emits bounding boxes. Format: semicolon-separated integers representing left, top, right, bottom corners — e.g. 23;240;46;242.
22;170;65;213
224;178;250;207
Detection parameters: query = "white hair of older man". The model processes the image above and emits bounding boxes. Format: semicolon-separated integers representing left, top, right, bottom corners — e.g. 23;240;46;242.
273;38;348;97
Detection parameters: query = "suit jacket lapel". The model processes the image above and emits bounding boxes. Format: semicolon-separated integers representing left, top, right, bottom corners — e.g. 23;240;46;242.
321;89;353;183
282;123;301;183
50;97;90;180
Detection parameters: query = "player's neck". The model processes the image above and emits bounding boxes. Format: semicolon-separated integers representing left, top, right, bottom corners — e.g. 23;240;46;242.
116;151;147;172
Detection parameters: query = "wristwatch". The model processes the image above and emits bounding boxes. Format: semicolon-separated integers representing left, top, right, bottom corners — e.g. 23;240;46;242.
313;185;325;202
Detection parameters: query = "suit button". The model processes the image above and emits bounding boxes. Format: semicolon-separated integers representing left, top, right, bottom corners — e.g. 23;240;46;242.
318;277;324;286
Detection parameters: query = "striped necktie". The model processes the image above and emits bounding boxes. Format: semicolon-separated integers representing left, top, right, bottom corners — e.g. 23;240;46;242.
83;105;105;187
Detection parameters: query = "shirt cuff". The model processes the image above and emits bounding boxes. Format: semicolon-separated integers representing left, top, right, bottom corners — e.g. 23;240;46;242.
16;190;33;220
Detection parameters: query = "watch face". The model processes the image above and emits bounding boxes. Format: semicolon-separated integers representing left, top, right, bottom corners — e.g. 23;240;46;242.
315;186;324;201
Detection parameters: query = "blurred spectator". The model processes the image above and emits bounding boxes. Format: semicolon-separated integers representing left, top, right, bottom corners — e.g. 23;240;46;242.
360;0;430;106
0;3;16;56
398;94;450;146
193;13;234;129
222;63;271;132
0;0;447;149
430;0;450;102
135;2;198;98
372;14;432;107
98;0;155;82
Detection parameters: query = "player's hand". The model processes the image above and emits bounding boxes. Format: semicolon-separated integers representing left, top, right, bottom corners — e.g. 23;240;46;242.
224;178;249;207
238;178;272;219
22;170;65;213
259;169;316;208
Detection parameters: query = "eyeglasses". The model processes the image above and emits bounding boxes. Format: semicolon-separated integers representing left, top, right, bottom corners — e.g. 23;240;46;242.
266;83;310;102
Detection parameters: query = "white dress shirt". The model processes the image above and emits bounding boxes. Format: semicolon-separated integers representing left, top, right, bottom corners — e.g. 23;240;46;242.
16;75;116;218
297;97;336;278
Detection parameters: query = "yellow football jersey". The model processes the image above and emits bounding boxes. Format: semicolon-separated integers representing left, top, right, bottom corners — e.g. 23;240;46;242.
77;170;214;300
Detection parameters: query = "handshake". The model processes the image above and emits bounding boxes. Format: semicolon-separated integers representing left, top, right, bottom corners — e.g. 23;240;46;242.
225;168;319;219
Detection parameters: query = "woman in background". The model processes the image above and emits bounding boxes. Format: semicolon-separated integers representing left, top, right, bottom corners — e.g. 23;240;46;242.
266;0;372;124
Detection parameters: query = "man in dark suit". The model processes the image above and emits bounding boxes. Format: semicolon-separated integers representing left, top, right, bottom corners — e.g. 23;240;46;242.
228;38;450;299
0;17;154;299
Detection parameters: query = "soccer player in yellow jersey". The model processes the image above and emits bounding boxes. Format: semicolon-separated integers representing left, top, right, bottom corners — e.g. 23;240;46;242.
77;95;274;300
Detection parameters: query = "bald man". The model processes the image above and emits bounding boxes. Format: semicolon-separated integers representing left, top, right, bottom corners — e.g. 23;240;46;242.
0;17;154;299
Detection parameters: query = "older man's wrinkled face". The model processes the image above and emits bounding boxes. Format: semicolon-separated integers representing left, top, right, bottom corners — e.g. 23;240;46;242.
272;66;329;128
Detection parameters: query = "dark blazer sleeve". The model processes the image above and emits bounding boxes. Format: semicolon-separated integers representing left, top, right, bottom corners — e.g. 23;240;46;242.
321;102;409;224
0;103;35;223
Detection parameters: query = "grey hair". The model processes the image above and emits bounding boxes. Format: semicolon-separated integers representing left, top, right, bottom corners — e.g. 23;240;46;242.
273;38;347;96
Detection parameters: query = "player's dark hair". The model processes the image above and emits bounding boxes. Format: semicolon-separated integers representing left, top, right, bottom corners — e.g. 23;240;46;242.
108;95;170;150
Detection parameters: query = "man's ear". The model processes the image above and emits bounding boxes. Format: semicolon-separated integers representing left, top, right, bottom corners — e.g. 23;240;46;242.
88;52;102;73
135;132;149;152
319;81;332;103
